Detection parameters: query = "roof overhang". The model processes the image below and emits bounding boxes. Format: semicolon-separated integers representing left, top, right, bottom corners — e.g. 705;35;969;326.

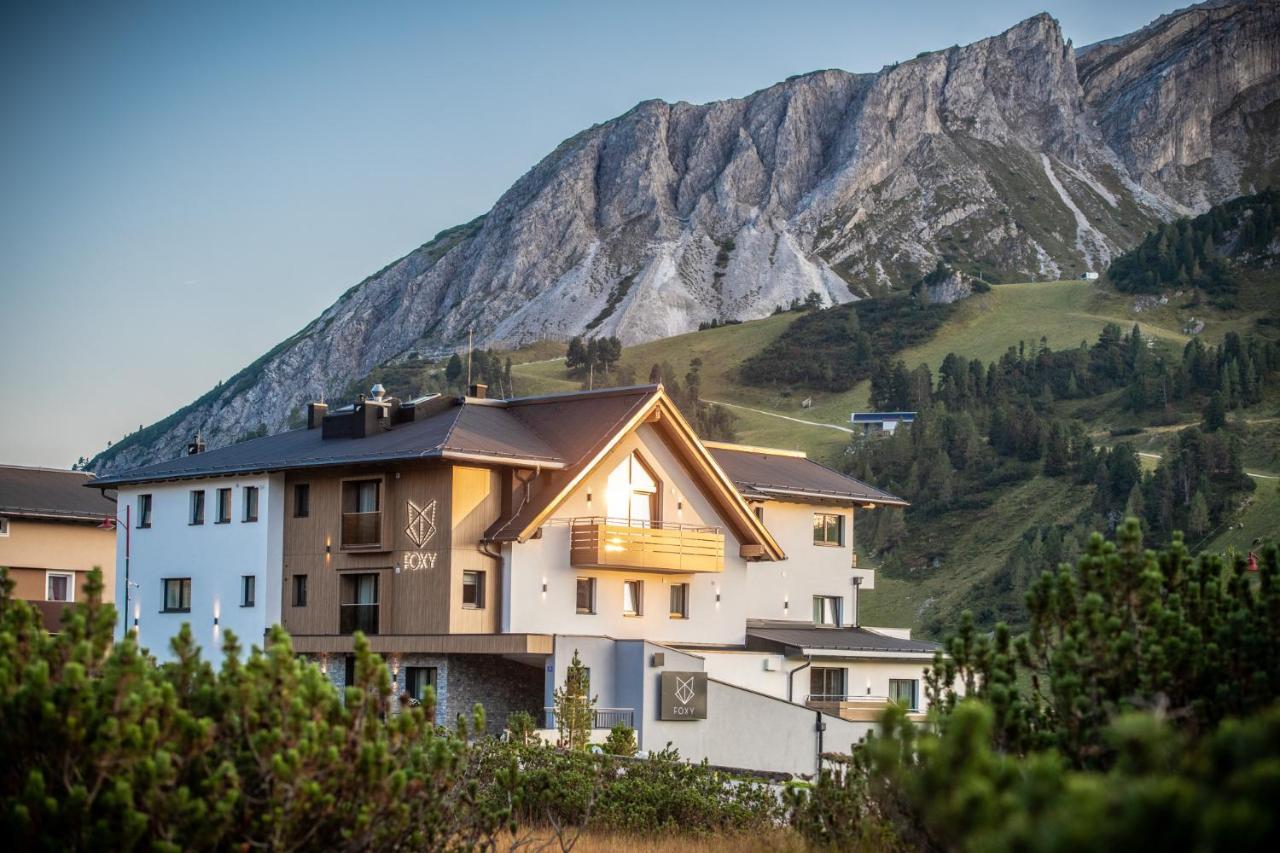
290;633;554;656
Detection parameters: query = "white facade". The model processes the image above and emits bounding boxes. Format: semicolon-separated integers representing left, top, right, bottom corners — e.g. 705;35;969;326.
504;425;861;643
114;474;284;661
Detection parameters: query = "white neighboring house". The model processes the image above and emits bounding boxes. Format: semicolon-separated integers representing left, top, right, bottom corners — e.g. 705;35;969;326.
113;474;284;658
92;383;937;775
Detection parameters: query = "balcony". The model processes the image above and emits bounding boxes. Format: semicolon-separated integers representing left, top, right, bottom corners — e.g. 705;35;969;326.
340;603;379;635
542;707;635;730
341;511;382;549
805;694;924;723
569;518;724;574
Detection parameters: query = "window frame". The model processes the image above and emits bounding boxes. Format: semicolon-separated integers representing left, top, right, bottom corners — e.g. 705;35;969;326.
405;666;438;704
242;486;259;522
0;516;9;537
137;494;152;528
215;487;232;524
46;571;74;602
623;579;644;617
813;595;843;627
669;582;690;619
162;577;192;613
462;570;485;609
340;476;385;550
241;574;256;608
575;576;597;615
812;511;845;547
292;574;308;607
293;483;310;518
189;490;205;526
889;678;919;711
810;666;847;701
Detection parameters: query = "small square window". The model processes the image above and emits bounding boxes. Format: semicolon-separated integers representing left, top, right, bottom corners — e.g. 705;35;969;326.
215;488;232;524
189;491;205;525
462;571;485;608
623;580;643;616
137;494;152;528
243;486;259;522
575;577;596;614
813;595;842;627
241;575;256;607
163;578;192;612
293;483;310;518
669;583;689;619
292;575;308;607
46;572;74;602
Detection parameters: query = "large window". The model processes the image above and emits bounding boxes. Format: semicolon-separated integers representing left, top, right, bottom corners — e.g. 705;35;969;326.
605;451;660;526
292;575;308;607
243;486;259;522
163;578;191;613
890;679;919;710
670;583;689;619
137;494;152;528
813;595;843;627
576;577;596;614
340;573;379;634
813;512;844;546
215;488;232;524
241;575;256;607
293;483;310;518
405;666;438;704
623;580;644;616
46;572;73;602
341;479;381;547
810;667;847;701
189;490;205;525
462;570;485;609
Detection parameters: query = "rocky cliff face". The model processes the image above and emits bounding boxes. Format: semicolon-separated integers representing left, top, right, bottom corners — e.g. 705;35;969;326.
93;0;1280;473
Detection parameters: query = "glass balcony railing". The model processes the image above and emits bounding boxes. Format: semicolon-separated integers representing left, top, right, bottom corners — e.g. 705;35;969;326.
341;511;381;548
339;603;379;635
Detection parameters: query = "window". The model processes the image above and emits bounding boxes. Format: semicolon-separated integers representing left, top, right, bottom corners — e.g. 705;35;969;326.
405;666;438;704
576;577;596;614
462;570;485;608
137;494;152;528
189;490;205;525
292;575;308;607
344;654;357;689
753;505;765;522
623;580;644;616
810;667;847;701
293;483;310;518
669;583;689;619
241;575;256;607
163;578;192;613
605;451;660;526
890;679;919;711
243;486;259;522
0;517;9;537
813;595;843;627
813;512;844;546
46;572;73;602
215;488;232;524
342;479;381;547
340;573;379;634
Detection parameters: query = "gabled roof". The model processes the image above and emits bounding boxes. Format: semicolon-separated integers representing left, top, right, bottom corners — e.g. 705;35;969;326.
0;465;116;522
746;623;940;656
705;443;908;507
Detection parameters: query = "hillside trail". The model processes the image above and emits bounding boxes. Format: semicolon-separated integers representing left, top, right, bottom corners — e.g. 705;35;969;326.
704;399;853;433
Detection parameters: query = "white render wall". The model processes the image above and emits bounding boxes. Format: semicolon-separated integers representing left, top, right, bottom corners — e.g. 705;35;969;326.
505;425;864;643
114;474;284;661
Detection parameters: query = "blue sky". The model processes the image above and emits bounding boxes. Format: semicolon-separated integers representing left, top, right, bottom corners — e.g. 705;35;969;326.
0;0;1183;467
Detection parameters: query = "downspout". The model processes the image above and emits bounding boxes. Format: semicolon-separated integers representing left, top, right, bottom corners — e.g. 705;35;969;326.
787;654;812;703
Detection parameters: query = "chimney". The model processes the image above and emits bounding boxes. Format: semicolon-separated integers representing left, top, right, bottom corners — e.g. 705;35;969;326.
468;383;487;399
187;433;206;455
307;402;328;429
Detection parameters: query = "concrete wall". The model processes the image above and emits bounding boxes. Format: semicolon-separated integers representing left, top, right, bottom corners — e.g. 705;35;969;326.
115;474;284;661
0;518;116;603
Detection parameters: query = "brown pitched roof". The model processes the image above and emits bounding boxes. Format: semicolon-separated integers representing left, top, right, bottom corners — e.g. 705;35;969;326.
746;623;940;655
705;443;907;507
0;465;116;522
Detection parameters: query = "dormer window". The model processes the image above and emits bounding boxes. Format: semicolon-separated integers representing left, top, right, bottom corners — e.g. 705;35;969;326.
605;451;660;527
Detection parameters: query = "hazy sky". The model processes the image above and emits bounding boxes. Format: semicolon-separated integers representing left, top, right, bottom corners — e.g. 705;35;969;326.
0;0;1184;468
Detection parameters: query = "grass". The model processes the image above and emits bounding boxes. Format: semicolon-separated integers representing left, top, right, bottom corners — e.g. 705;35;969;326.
498;830;806;852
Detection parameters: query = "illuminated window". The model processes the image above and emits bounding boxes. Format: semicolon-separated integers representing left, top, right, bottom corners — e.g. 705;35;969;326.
606;451;660;527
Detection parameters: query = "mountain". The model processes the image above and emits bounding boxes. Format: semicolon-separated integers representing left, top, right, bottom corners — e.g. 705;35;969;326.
91;0;1280;474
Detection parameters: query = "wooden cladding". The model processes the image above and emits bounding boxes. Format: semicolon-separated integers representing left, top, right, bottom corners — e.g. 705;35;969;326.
569;518;724;574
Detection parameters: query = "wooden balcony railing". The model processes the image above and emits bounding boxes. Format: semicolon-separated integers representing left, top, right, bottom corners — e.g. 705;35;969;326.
341;511;382;549
805;694;923;722
569;517;724;574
